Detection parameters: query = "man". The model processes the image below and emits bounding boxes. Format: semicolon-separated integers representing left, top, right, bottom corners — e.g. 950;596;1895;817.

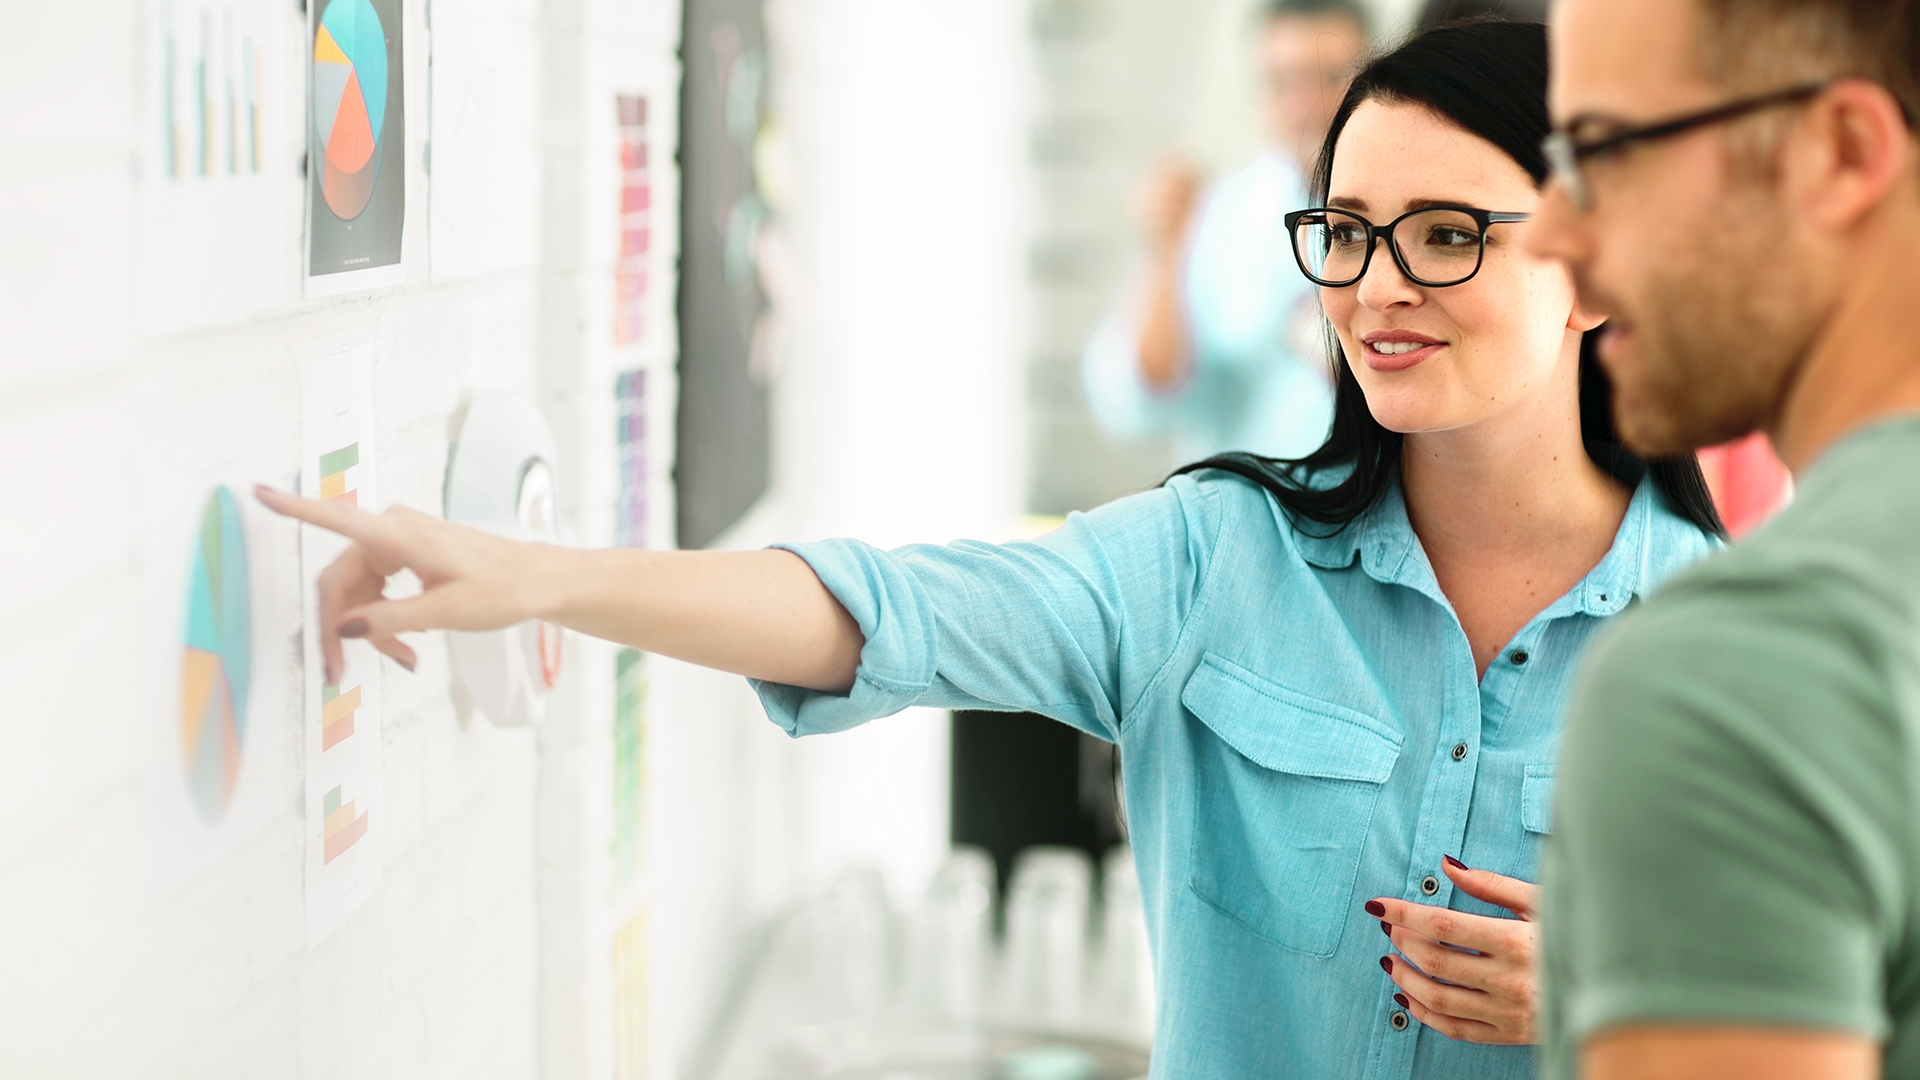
1525;0;1920;1077
1081;0;1367;460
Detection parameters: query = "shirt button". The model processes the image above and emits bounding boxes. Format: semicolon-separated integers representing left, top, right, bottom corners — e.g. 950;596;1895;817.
1390;1010;1410;1031
1451;742;1468;761
1421;875;1439;896
1510;649;1530;665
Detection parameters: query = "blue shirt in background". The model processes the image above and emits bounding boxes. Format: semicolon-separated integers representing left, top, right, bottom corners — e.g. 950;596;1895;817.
754;470;1715;1079
1083;153;1334;461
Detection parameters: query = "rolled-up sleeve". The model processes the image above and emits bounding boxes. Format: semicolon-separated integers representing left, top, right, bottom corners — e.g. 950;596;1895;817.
752;477;1224;743
751;539;942;736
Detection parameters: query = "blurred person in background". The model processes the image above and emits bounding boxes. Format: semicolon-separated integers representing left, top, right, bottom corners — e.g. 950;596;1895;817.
1526;0;1920;1076
1081;0;1369;461
264;22;1725;1079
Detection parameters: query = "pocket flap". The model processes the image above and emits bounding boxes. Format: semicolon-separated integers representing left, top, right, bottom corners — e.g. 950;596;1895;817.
1181;653;1402;783
1522;764;1555;834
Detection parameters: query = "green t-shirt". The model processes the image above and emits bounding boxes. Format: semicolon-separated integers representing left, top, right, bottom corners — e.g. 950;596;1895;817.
1542;416;1920;1078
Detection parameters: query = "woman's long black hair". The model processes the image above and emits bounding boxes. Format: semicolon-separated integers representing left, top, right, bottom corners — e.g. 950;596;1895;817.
1172;19;1725;538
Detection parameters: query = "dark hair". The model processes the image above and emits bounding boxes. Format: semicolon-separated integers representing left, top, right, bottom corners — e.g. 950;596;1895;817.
1263;0;1373;40
1174;20;1726;539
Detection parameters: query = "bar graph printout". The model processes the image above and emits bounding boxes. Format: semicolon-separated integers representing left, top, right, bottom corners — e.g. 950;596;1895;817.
138;0;288;334
300;349;384;945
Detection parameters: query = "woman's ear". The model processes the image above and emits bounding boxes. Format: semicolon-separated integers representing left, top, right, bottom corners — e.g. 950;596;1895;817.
1568;295;1607;334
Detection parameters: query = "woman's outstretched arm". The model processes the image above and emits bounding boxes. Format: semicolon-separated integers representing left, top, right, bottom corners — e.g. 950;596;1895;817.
255;486;863;693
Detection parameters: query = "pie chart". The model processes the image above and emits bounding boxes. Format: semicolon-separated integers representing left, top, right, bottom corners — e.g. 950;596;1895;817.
312;0;389;220
179;487;253;825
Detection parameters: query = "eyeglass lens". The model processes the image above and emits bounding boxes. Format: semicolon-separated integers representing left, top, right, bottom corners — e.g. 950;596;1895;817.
1292;209;1489;287
1541;135;1590;210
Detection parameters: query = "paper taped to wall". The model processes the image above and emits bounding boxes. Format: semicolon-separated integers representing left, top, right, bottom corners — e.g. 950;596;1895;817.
300;349;385;944
137;0;290;334
138;385;297;900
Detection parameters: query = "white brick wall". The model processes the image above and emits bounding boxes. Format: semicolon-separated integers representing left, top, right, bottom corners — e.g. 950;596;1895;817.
4;0;1034;1075
0;0;668;1073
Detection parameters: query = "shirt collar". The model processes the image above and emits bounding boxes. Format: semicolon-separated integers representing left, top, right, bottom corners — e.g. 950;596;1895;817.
1289;475;1710;620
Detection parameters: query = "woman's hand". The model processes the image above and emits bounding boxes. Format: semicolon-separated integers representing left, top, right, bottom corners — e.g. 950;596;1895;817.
256;486;558;682
1367;857;1539;1045
1135;157;1202;254
257;485;866;693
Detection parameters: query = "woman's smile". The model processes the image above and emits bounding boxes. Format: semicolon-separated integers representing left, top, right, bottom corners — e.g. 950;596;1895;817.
1361;329;1447;372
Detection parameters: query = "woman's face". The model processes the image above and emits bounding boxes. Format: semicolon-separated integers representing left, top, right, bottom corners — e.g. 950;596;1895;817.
1319;100;1596;437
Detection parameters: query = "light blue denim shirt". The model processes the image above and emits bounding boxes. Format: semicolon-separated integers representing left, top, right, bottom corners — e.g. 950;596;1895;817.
754;469;1716;1080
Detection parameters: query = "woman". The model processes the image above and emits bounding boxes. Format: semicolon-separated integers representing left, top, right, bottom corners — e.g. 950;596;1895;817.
264;21;1722;1079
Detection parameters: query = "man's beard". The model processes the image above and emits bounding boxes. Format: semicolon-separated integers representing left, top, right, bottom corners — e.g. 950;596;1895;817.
1578;208;1813;457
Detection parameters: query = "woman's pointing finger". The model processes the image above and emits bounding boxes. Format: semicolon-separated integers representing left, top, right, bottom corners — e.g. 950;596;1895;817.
255;484;394;548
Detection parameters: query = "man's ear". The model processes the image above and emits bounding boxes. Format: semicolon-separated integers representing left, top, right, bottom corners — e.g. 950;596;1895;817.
1795;78;1913;232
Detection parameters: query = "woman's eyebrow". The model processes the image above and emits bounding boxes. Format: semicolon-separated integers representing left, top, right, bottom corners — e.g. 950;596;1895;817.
1325;196;1480;213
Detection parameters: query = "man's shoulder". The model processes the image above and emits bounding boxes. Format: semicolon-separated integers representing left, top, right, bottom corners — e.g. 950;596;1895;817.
1569;493;1913;790
1634;416;1920;638
1738;416;1920;581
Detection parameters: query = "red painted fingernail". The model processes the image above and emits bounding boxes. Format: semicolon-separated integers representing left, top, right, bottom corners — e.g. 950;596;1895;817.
1379;956;1393;974
339;618;370;639
1365;900;1386;917
1380;920;1392;937
1444;854;1469;871
1394;992;1410;1008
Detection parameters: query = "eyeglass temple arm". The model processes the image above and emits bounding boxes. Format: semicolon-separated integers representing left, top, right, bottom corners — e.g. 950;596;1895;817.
1568;83;1828;161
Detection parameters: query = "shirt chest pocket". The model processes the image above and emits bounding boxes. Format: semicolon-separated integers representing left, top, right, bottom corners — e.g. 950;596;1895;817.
1522;764;1555;835
1181;653;1403;959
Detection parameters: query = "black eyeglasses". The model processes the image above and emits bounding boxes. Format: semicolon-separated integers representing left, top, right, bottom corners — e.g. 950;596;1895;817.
1285;205;1531;288
1542;80;1831;211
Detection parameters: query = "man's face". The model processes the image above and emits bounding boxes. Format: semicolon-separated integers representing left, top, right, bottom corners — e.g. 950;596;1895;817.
1260;13;1365;168
1528;0;1824;455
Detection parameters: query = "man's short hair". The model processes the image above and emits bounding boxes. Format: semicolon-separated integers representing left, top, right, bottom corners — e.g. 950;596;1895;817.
1417;0;1548;32
1695;0;1920;123
1263;0;1373;42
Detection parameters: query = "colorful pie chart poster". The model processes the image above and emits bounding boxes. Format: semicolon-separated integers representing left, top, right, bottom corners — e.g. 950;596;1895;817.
180;488;254;825
138;387;296;900
305;0;407;295
300;349;386;945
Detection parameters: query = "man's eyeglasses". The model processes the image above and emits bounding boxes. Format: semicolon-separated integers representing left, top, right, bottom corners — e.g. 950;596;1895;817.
1542;80;1832;211
1285;205;1531;289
